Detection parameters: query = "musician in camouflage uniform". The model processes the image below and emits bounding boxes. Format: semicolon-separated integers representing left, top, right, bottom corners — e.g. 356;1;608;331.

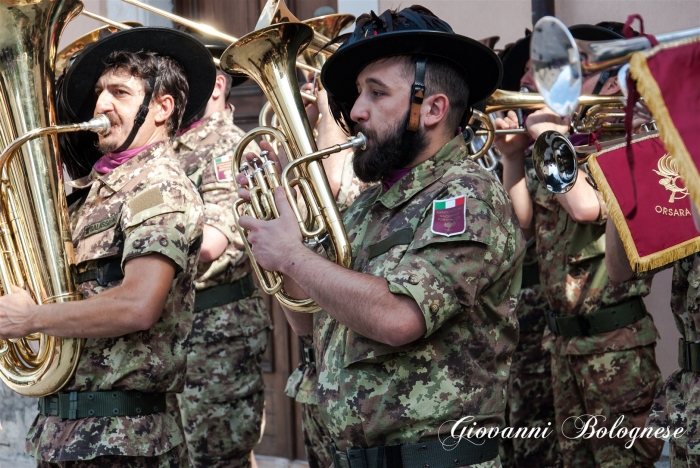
0;28;214;467
285;85;372;468
497;23;663;468
172;35;270;468
496;35;561;468
238;7;524;467
607;211;700;467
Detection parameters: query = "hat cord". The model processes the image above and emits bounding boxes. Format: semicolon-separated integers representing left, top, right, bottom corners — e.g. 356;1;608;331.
406;56;427;132
114;72;157;153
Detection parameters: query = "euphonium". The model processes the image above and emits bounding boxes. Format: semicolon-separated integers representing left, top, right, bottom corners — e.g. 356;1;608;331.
220;22;366;313
0;0;109;397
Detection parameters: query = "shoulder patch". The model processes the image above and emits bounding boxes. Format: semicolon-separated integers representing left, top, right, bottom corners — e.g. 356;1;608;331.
83;214;118;238
214;155;234;182
129;187;164;215
431;195;466;237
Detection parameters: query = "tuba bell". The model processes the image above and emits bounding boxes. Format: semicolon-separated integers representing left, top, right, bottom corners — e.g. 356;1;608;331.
220;22;366;313
0;0;108;397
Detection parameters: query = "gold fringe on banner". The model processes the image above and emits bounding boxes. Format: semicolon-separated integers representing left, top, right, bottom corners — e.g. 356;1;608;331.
629;36;700;210
588;134;700;274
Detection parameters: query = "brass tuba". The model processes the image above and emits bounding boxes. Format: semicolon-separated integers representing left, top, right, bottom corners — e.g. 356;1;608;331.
221;23;366;313
0;0;107;397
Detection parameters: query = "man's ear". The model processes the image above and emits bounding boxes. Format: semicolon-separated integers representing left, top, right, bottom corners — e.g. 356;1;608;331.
153;94;174;125
211;74;227;101
422;93;449;129
604;76;621;95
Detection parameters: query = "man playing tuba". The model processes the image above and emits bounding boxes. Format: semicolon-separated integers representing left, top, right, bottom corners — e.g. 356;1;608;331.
0;27;214;467
237;6;524;466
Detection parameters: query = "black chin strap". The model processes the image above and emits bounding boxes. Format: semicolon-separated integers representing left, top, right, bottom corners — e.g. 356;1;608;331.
114;74;157;153
406;56;427;132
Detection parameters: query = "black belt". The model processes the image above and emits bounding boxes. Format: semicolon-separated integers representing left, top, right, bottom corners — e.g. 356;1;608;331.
300;338;315;365
679;338;700;373
546;297;645;337
521;262;540;289
331;437;498;468
39;390;166;420
194;274;255;312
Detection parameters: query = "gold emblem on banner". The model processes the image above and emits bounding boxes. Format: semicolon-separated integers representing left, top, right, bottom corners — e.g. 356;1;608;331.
654;153;688;203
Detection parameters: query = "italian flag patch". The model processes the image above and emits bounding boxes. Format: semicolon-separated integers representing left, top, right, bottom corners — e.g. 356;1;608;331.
214;155;234;182
431;195;466;237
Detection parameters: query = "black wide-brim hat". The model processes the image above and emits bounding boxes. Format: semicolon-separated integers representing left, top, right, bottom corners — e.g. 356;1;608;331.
569;24;624;41
62;27;216;123
322;30;503;110
500;35;531;91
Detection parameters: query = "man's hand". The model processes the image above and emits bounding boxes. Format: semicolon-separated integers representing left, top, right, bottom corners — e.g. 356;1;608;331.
238;187;304;273
493;110;530;159
236;139;284;202
526;107;570;140
0;286;38;339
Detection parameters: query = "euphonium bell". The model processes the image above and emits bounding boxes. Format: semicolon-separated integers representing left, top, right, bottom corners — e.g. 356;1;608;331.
220;22;366;313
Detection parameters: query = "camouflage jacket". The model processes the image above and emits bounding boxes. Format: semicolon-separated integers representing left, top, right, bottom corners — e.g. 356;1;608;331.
529;177;659;355
314;136;525;449
648;254;700;453
173;106;270;336
285;151;373;404
173;106;260;291
26;141;204;462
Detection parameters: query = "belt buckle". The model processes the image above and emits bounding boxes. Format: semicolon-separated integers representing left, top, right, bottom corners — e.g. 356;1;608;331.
546;311;560;335
331;444;351;468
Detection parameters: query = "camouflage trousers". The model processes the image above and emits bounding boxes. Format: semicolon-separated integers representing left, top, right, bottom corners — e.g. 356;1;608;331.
552;344;663;468
177;304;268;468
36;446;184;468
499;285;561;468
301;402;334;468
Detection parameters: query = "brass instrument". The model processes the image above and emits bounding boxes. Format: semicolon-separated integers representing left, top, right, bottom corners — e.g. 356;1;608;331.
221;22;366;313
119;0;330;77
0;0;112;397
469;89;626;161
532;123;658;194
531;16;700;115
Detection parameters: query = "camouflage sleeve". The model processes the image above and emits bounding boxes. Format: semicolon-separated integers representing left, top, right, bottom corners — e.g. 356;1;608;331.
120;181;199;272
385;198;517;338
200;139;260;244
594;185;609;224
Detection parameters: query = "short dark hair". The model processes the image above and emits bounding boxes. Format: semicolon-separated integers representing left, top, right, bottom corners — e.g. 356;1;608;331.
217;69;233;101
403;55;470;134
102;50;188;137
328;54;470;134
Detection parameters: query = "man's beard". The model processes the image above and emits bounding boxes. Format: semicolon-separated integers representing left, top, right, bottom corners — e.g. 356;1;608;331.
352;111;428;183
96;112;124;154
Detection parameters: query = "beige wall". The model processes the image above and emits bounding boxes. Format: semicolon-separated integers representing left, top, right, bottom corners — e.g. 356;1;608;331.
374;0;698;49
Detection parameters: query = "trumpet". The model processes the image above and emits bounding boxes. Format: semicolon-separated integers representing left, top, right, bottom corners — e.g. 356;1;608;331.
531;16;700;115
468;89;627;161
532;122;658;194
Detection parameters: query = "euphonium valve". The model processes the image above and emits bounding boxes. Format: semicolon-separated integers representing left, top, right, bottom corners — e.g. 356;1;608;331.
221;22;364;313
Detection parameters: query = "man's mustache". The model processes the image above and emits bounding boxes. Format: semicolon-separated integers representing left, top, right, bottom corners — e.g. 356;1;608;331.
103;112;121;127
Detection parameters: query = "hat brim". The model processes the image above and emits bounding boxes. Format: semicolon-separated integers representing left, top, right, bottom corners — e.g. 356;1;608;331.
321;30;502;110
500;36;531;91
63;27;216;123
569;24;624;42
206;45;249;88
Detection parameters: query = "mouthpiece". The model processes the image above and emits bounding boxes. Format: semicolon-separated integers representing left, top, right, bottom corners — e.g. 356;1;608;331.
81;114;111;135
